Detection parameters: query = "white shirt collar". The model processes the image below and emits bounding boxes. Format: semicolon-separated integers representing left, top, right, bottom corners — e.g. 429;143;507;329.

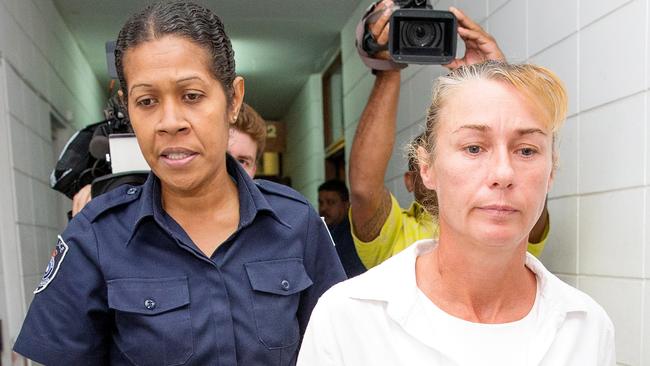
345;239;593;325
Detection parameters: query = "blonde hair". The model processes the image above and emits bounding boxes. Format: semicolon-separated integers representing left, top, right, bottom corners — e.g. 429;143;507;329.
410;61;568;217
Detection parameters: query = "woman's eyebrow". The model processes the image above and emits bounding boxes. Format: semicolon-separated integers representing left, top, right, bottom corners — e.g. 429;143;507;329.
517;128;547;136
177;76;204;84
129;83;152;94
452;124;489;134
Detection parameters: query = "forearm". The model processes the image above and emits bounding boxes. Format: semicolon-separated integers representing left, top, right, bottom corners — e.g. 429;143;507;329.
349;70;401;200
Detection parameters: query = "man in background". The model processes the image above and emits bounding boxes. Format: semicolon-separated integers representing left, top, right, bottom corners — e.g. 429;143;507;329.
318;180;366;278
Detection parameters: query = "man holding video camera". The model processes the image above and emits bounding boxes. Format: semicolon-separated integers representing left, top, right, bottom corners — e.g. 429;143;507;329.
349;0;550;269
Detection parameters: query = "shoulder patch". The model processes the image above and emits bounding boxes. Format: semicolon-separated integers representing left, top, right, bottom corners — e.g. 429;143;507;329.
34;236;69;294
254;179;308;205
83;185;141;222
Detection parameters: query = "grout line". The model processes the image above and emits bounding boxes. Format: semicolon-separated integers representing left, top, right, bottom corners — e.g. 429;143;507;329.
487;0;512;17
578;0;635;31
549;185;648;201
579;90;647;115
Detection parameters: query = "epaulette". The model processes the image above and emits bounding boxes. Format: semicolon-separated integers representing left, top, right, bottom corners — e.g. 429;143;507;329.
254;179;308;205
82;185;142;222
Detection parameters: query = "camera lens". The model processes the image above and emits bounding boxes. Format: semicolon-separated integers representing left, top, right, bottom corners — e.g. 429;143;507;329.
401;21;444;48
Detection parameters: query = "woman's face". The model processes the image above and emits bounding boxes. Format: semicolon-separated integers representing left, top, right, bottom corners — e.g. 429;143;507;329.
123;35;243;194
420;79;554;249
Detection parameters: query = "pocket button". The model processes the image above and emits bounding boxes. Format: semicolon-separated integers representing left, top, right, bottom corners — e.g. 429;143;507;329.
280;280;290;291
144;298;157;310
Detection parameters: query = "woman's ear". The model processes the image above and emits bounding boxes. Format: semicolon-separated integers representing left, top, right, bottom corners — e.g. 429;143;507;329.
230;76;245;124
417;146;437;190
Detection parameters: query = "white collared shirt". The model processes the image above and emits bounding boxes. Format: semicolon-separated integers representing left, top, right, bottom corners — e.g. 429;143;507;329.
298;240;615;366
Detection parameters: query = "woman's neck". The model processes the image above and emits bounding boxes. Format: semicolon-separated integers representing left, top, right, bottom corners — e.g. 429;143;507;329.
416;228;537;323
161;168;238;219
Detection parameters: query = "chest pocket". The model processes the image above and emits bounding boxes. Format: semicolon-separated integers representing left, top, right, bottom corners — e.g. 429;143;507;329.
107;277;193;366
245;258;313;349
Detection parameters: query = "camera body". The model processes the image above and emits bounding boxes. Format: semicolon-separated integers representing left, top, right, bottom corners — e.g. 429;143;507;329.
389;0;457;64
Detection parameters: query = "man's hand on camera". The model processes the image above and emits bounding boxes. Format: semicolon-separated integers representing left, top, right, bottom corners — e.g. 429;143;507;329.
366;0;395;61
443;7;505;70
72;184;92;217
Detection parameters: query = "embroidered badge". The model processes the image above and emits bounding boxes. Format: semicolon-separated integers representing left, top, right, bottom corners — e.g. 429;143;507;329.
34;236;69;294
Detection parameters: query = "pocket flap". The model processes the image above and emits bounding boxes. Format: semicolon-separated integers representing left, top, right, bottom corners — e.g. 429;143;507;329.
107;277;189;315
245;258;313;296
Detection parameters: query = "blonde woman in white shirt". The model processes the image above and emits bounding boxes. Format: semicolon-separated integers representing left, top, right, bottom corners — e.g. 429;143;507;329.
298;61;615;366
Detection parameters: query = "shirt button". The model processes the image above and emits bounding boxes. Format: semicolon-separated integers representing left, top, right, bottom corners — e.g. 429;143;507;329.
281;280;290;291
144;299;156;310
127;187;138;195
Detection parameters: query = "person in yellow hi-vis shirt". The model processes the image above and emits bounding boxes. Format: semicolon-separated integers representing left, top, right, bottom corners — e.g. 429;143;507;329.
349;1;549;269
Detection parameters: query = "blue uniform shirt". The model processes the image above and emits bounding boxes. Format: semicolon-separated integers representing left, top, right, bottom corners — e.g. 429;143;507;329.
14;156;346;365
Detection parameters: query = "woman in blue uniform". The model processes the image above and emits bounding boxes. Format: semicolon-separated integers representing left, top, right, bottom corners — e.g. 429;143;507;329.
14;2;345;365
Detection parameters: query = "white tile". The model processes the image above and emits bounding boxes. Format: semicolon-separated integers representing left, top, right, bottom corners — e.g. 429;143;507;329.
528;0;577;56
646;193;650;279
541;197;578;274
488;0;509;15
396;76;412;128
529;33;578;116
488;0;527;62
343;73;374;128
22;85;40;134
578;94;644;193
34;226;53;272
35;97;52;141
31;179;49;227
13;169;34;224
342;52;370;96
578;189;644;277
18;224;38;276
579;0;646;111
407;66;438;124
5;65;24;122
9;116;30;174
578;276;643;366
580;0;634;28
25;128;44;179
549;116;578;198
401;64;424;85
643;282;650;364
455;0;488;23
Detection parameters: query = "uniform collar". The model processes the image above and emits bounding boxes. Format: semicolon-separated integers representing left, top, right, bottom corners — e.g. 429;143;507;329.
126;154;288;246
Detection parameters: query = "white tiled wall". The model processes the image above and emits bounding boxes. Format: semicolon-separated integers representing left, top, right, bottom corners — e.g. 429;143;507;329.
0;0;104;363
332;0;650;364
282;74;326;205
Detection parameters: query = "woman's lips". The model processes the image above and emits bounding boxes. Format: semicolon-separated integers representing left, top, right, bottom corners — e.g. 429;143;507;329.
160;148;198;167
477;205;518;216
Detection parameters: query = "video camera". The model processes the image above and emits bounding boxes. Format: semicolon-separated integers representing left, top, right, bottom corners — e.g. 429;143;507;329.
50;96;149;202
364;0;457;65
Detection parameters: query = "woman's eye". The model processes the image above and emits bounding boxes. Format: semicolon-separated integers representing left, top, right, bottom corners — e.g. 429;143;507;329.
466;145;481;154
520;147;537;157
136;98;156;107
183;93;203;102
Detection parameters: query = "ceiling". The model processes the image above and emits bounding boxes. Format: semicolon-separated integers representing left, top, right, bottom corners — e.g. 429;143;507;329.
52;0;365;120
